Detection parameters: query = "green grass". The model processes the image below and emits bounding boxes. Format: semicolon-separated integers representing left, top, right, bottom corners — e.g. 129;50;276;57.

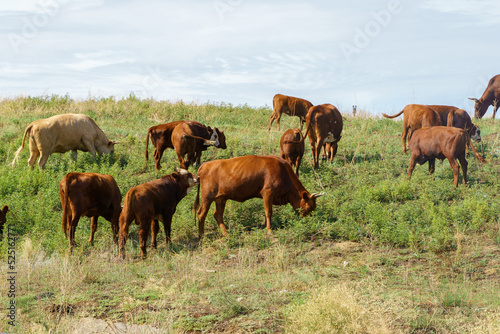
0;94;499;333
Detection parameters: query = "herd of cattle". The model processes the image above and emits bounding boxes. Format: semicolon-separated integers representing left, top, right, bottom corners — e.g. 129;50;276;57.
2;74;499;258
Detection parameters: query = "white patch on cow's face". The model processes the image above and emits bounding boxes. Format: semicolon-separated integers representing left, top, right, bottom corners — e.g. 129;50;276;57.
209;131;220;147
323;132;335;144
176;168;189;175
471;127;481;141
185;175;199;195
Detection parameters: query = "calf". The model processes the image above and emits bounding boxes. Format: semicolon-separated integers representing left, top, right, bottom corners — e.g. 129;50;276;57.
407;126;486;187
171;121;227;169
304;104;343;168
59;173;122;251
383;104;441;153
0;205;9;239
195;155;323;237
118;168;199;259
279;128;305;176
268;94;313;131
145;120;184;170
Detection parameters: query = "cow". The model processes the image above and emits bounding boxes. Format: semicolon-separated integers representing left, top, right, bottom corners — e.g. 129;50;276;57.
59;172;122;251
0;205;9;239
304;104;343;168
194;155;324;238
279;128;305;176
469;74;500;119
118;168;199;259
382;104;441;153
145;120;185;170
407;126;487;187
427;105;481;141
12;113;117;169
268;94;313;131
170;121;227;169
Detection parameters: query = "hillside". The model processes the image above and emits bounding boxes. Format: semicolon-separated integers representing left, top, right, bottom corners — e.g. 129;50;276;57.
0;95;499;333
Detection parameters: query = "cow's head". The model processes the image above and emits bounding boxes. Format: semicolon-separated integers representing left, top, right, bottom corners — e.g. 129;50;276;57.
215;128;227;149
98;140;118;155
468;124;481;142
299;192;324;217
469;97;487;119
174;168;199;195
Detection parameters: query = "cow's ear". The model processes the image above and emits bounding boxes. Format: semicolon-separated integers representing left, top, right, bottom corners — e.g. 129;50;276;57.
2;205;9;214
109;140;119;146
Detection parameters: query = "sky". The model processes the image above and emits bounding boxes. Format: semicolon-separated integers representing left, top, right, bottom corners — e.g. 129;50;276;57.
1;0;499;116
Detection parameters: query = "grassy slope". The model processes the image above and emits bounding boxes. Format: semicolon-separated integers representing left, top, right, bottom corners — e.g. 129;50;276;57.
0;95;499;333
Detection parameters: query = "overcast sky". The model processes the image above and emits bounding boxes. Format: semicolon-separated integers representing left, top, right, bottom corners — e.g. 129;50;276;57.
1;0;499;115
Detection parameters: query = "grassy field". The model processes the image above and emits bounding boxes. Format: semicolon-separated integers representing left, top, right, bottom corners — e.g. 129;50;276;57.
0;95;499;333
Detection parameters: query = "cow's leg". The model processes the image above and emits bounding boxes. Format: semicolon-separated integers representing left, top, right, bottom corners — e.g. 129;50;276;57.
213;199;228;236
197;198;213;239
89;216;98;243
151;219;159;249
69;213;81;252
154;148;165;170
329;142;338;162
111;209;120;244
71;149;78;161
36;151;51;169
161;213;174;244
314;139;323;168
118;214;132;259
407;154;418;179
401;126;409;153
262;192;273;234
27;144;40;169
82;138;97;159
295;155;302;176
458;155;468;185
275;114;282;132
428;158;436;174
299;117;304;131
137;217;150;259
447;157;460;187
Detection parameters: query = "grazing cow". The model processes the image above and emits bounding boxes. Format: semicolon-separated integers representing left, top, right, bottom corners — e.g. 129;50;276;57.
145;120;185;170
469;74;500;119
304;104;343;168
195;155;324;237
59;173;122;251
382;104;441;153
12;114;117;169
170;121;227;169
427;105;481;141
0;205;9;238
118;168;199;259
268;94;313;131
279;128;305;176
407;126;486;187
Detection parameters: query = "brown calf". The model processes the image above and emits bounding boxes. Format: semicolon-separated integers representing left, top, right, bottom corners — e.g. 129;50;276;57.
118;168;199;259
268;94;313;131
59;173;122;251
407;126;486;187
145;120;184;170
279;128;304;176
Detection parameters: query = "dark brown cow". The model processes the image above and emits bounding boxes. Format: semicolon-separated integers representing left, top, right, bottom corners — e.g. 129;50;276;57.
427;105;481;141
279;128;304;176
145;120;184;170
469;74;500;119
194;155;323;237
0;205;9;238
170;121;227;169
407;126;486;187
118;168;199;259
383;104;441;153
59;173;122;251
304;104;343;168
268;94;313;131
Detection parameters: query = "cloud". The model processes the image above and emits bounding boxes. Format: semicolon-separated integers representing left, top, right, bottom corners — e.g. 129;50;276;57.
65;51;136;71
420;0;500;25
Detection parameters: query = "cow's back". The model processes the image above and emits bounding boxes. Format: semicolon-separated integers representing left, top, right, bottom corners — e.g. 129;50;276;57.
409;126;467;156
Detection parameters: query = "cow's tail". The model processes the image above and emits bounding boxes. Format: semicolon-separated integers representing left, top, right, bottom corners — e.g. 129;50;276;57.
302;108;316;140
184;133;217;146
468;136;487;163
145;128;151;161
11;124;32;167
193;183;200;225
382;109;405;119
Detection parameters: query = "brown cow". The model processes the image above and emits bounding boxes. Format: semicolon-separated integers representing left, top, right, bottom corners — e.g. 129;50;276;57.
145;120;184;170
12;114;117;169
194;155;324;237
427;105;481;141
407;126;486;187
304;104;343;168
382;104;441;153
469;74;500;119
279;128;304;176
118;168;199;259
268;94;313;131
59;173;122;251
171;121;227;169
0;205;9;238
